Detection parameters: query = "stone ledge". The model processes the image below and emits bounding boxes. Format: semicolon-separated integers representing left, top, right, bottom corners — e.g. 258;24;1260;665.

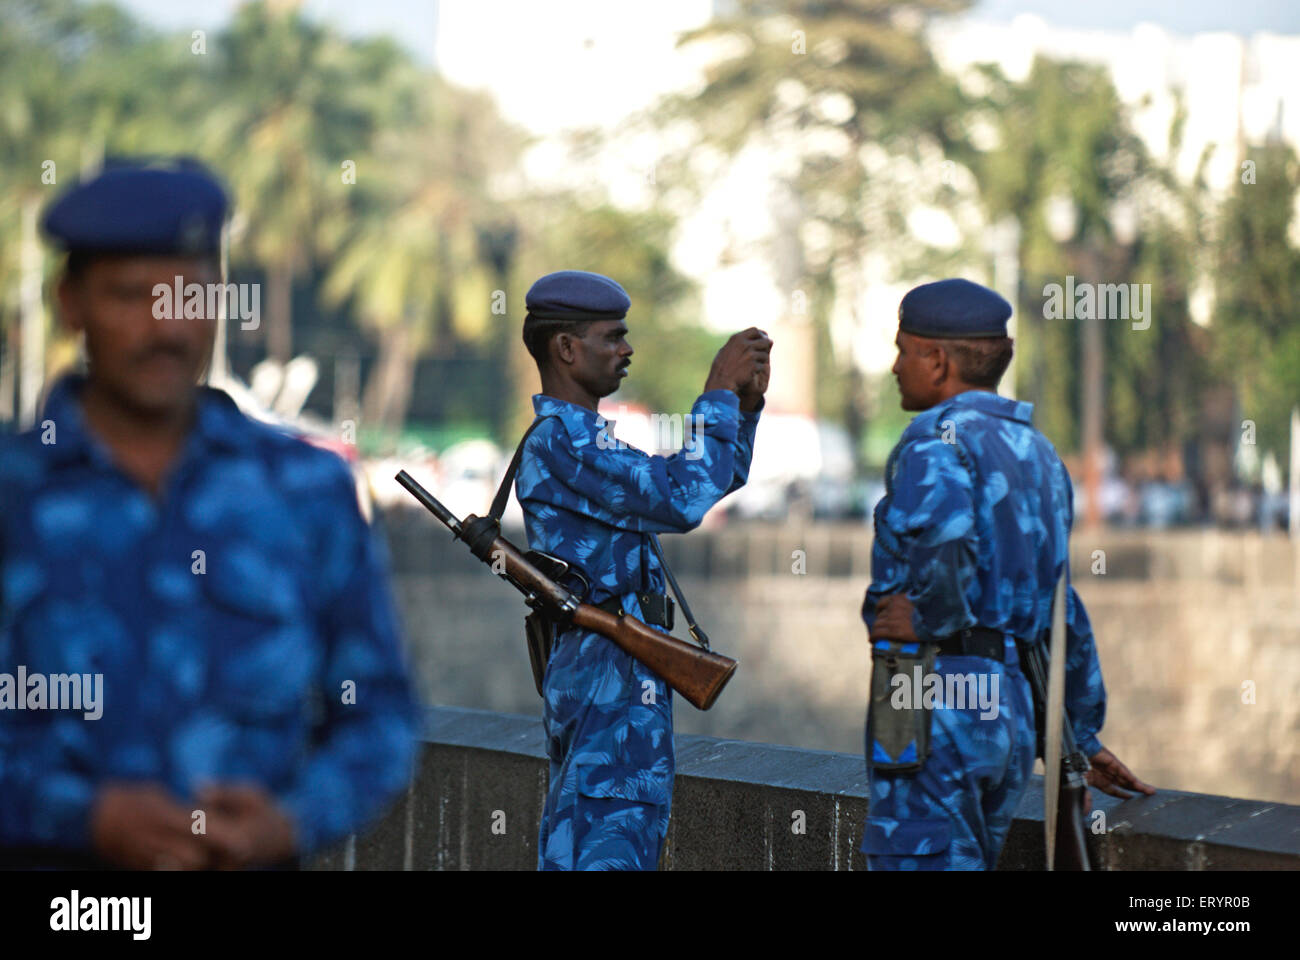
312;705;1300;870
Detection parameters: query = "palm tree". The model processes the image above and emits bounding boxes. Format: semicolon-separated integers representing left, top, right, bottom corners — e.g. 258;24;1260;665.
205;1;371;364
323;71;528;433
655;0;972;461
973;58;1150;446
0;0;184;424
1213;138;1300;457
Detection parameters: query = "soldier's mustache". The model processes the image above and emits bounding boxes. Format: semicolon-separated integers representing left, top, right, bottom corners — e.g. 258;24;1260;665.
134;344;190;365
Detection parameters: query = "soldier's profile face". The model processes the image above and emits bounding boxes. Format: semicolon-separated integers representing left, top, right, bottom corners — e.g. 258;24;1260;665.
570;319;633;398
60;254;218;416
892;330;938;411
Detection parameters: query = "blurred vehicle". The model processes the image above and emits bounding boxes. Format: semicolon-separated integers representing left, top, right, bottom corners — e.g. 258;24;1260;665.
857;476;887;522
438;438;506;522
727;415;856;521
366;453;439;513
209;359;382;518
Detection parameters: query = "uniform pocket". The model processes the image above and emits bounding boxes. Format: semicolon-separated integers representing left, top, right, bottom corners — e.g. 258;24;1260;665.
576;762;670;806
860;816;952;869
202;544;304;623
572;763;668;870
199;550;316;720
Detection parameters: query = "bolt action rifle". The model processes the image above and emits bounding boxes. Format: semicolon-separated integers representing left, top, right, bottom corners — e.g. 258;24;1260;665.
395;470;738;710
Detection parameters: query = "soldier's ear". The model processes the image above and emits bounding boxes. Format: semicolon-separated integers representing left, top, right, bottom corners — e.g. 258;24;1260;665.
933;344;954;385
553;331;577;367
56;272;87;336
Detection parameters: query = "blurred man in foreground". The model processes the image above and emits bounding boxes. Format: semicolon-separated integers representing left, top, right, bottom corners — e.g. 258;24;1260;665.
861;278;1153;870
0;159;417;869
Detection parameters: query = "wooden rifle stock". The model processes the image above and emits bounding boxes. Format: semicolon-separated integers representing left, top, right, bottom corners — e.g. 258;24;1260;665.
489;529;737;711
393;470;737;711
570;604;737;711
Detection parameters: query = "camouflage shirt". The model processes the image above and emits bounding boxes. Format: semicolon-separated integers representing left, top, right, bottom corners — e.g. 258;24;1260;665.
517;391;761;608
862;389;1107;756
0;374;418;856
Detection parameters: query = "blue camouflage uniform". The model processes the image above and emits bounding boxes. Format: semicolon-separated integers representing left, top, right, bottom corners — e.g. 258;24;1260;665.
0;373;418;863
516;391;760;870
862;280;1107;871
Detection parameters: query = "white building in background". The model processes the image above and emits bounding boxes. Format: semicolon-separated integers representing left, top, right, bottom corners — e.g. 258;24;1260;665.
435;0;822;414
931;15;1300;191
434;5;1300;390
929;14;1300;333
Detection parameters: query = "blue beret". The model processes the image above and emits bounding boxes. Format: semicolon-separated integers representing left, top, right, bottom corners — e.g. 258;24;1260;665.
898;278;1011;339
525;270;630;323
42;158;228;257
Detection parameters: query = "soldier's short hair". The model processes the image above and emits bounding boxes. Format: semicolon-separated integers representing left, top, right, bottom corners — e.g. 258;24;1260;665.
522;317;592;368
943;337;1014;388
64;250;94;282
62;249;218;284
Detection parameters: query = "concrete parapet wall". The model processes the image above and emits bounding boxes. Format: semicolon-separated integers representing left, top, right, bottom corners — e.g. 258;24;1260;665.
383;515;1300;587
311;705;1300;871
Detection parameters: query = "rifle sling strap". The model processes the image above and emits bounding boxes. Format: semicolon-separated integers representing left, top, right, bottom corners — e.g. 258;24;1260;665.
648;532;711;650
489;417;549;522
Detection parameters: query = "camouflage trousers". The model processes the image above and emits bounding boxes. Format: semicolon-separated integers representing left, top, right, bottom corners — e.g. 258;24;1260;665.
537;626;674;870
863;640;1036;870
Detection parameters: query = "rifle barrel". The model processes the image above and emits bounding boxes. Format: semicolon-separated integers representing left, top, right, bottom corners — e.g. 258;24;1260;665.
395;470;464;537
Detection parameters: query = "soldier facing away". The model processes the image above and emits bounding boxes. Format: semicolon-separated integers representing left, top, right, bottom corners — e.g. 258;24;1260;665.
861;278;1154;870
0;159;418;869
516;270;771;870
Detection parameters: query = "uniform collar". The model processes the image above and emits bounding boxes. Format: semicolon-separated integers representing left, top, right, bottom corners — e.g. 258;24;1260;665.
39;372;256;467
531;393;610;445
941;389;1035;424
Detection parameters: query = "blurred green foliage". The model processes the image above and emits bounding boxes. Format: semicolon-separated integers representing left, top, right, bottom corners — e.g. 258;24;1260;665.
4;0;1299;476
666;3;1300;472
0;0;706;446
1214;141;1300;456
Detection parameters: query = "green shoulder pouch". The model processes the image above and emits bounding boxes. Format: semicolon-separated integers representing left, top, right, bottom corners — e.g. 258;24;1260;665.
866;640;937;773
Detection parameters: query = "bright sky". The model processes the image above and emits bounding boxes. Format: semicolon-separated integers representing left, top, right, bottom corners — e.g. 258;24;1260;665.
977;0;1300;33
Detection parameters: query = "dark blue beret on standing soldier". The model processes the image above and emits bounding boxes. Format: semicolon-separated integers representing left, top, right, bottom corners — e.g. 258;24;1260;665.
897;277;1012;339
525;270;632;322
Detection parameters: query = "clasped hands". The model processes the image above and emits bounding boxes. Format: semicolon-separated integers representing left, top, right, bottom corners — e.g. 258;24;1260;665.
91;781;297;870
